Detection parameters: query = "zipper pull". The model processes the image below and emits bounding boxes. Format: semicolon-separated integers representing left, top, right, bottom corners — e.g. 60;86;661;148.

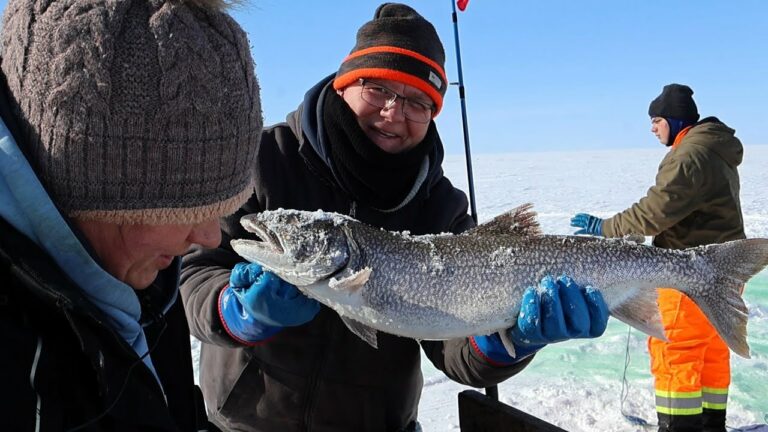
349;200;357;218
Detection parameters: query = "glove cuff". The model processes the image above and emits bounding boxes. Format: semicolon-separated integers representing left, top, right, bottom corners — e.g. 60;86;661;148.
218;285;282;345
470;334;544;366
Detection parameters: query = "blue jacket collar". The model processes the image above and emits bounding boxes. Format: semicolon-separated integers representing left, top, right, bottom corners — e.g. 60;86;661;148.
0;114;162;384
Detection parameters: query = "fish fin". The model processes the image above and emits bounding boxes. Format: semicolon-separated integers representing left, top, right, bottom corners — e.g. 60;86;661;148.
622;233;646;244
468;203;542;237
684;239;768;359
329;267;372;292
611;290;666;341
340;316;378;349
498;330;518;358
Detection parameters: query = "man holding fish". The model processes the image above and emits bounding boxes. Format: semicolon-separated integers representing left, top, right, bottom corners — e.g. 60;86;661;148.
180;3;610;431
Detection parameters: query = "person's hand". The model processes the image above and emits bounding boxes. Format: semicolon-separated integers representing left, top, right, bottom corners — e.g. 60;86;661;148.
510;275;609;346
229;262;320;327
472;275;610;364
218;263;320;343
570;213;604;236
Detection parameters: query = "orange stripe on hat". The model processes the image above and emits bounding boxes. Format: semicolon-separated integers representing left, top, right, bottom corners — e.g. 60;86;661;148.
334;68;444;116
341;46;447;84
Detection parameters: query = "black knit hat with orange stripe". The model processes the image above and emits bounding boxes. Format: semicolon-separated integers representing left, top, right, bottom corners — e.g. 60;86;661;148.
333;3;447;116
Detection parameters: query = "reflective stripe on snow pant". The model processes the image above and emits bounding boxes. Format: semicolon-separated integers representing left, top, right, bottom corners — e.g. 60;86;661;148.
702;386;728;410
655;389;702;415
649;289;730;417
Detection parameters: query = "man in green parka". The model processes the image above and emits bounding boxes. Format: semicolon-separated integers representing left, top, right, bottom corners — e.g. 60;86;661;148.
571;83;745;432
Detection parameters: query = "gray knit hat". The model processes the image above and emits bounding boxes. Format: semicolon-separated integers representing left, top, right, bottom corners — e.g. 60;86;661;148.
1;0;262;225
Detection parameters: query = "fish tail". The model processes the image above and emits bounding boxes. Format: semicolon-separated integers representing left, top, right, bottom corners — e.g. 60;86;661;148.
687;238;768;359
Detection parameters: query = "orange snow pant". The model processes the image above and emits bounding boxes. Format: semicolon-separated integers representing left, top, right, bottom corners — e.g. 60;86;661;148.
649;288;730;420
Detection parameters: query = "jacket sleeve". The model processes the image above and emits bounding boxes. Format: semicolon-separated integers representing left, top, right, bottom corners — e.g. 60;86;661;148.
180;197;264;347
602;153;705;238
420;339;535;387
436;176;476;235
450;211;475;235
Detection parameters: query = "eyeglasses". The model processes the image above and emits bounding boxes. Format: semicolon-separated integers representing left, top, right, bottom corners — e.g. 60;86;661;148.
358;79;434;124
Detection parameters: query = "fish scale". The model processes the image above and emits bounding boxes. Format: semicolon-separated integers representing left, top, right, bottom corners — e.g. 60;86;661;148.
231;204;768;359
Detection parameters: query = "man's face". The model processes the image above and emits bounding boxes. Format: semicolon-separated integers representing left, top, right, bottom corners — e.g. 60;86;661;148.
74;218;221;289
651;117;670;145
338;78;432;154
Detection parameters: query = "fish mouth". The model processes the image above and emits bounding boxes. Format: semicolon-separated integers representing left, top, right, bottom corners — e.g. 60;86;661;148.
241;217;284;255
231;213;351;286
231;217;290;270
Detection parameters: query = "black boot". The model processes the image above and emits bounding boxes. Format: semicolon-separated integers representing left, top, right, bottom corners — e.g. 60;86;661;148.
701;408;726;432
657;412;702;432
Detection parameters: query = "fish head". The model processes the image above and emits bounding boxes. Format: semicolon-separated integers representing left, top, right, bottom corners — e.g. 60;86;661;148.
231;209;352;286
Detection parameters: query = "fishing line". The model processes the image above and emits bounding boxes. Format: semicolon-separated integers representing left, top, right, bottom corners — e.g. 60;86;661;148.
620;326;765;432
620;326;655;428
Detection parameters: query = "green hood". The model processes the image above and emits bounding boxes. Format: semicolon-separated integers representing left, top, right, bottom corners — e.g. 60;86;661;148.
683;117;743;168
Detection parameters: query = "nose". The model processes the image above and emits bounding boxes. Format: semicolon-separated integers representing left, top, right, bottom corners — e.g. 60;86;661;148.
189;219;221;248
380;97;406;121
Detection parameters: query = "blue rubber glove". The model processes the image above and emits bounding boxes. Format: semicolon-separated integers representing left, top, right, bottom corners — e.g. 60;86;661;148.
570;213;604;236
472;275;610;364
219;263;320;342
512;275;609;344
471;331;544;365
219;285;282;343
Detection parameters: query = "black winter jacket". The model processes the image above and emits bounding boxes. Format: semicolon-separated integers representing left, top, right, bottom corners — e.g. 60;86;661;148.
0;218;215;431
181;76;533;432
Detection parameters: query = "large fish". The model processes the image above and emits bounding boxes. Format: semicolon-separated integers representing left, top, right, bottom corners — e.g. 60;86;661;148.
231;204;768;359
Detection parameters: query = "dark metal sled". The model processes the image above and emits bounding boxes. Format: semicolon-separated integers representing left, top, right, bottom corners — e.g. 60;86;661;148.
458;390;567;432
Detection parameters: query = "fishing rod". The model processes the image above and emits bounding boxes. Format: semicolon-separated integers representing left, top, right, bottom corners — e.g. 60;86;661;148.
450;0;493;401
450;0;478;227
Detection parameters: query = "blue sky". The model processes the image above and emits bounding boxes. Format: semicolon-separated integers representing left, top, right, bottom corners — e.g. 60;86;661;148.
231;0;767;154
1;0;766;154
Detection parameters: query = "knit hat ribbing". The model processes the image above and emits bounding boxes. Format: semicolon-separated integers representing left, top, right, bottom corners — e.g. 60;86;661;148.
1;0;262;225
333;3;447;115
648;84;700;123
